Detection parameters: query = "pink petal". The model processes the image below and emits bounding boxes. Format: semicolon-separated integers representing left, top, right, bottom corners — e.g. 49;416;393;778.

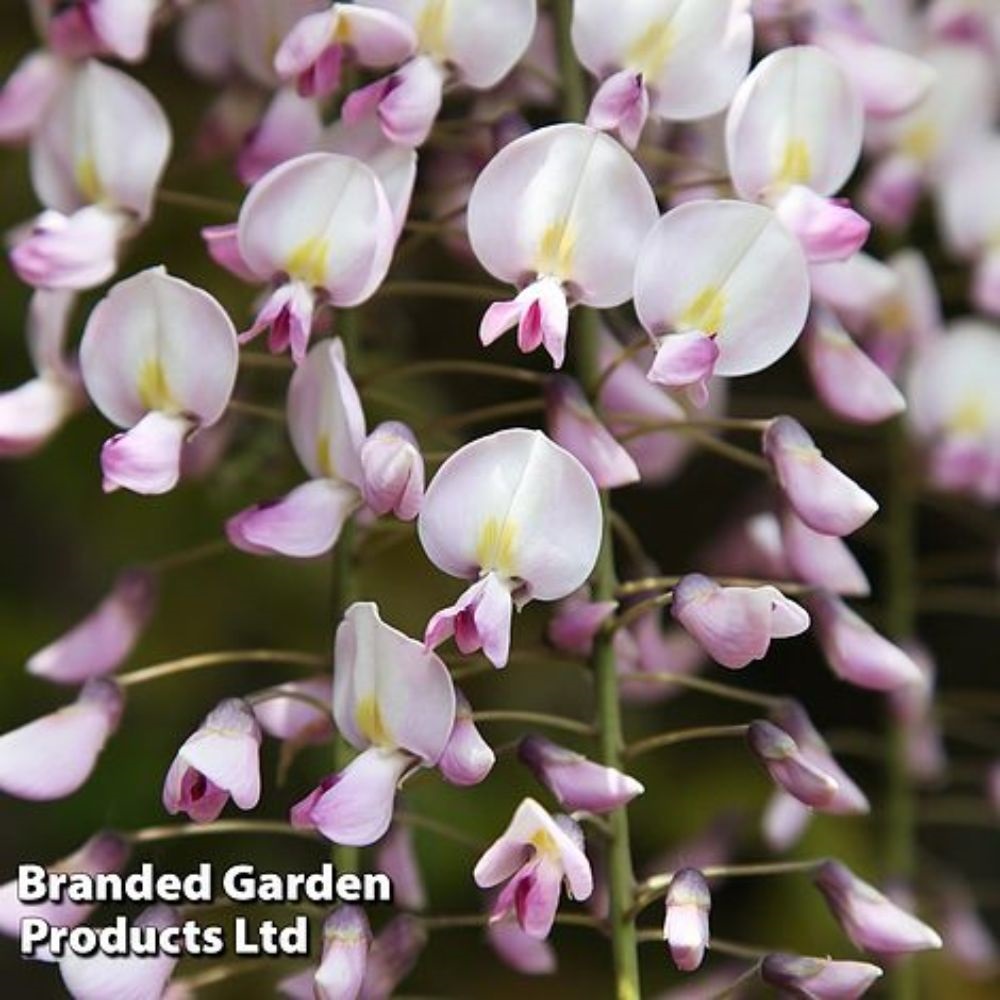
202;223;259;283
774;187;870;264
237;88;323;185
586;70;650;150
228;478;361;559
361;421;424;520
647;332;720;404
437;691;495;787
425;574;514;669
0;51;68;144
101;411;192;496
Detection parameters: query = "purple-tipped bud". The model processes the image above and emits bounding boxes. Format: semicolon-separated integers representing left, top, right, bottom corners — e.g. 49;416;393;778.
814;862;943;955
316;905;372;1000
27;568;157;684
361;914;427;1000
546;375;640;489
664;869;711;972
162;698;262;823
760;953;883;998
486;917;557;975
0;678;124;800
252;677;333;746
438;692;495;787
671;573;809;670
763;417;878;537
518;735;644;814
0;831;130;938
361;421;424;521
747;720;840;808
809;592;924;692
375;825;425;912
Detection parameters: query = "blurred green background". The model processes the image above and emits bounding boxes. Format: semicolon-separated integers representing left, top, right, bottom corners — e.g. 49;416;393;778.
1;5;998;997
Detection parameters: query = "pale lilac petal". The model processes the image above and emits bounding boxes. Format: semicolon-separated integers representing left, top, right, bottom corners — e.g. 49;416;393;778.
59;904;180;1000
202;223;259;283
11;206;123;291
781;508;871;598
861;154;924;230
586;70;649;150
0;377;78;457
252;678;333;745
0;832;130;938
101;411;191;496
487;918;557;975
762;791;813;853
240;281;317;363
360;913;427;1000
764;417;878;536
315;905;372;1000
334;601;456;763
27;569;157;684
0;679;124;801
294;746;411;847
438;691;495;787
227;479;361;559
547;594;617;656
815;861;943;955
376;826;425;911
747;720;839;808
237;88;323;185
810;592;924;692
664;869;711;972
761;953;883;998
0;51;69;144
647;331;720;404
774;187;870;264
425;574;514;669
480;278;570;368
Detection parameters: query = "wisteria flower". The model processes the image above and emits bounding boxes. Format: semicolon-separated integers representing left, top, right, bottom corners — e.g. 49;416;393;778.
467;123;659;368
79;267;239;495
419;429;603;668
634;200;811;404
474;798;593;940
760;953;883;999
292;602;455;846
573;0;754;148
664;868;712;972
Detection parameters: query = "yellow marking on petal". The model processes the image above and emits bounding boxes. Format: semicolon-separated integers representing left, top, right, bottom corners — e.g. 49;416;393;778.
775;138;812;188
315;432;335;478
355;695;391;746
332;12;352;43
900;123;936;162
949;395;988;434
475;516;517;577
679;285;726;335
75;155;103;203
286;235;330;287
535;219;576;280
417;0;452;57
876;297;909;333
530;827;558;857
137;359;175;411
626;21;675;79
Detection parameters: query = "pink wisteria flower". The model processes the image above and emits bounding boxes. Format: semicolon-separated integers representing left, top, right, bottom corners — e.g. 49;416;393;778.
419;428;603;668
227;338;366;558
79;267;239;496
726;46;870;263
671;574;809;670
26;568;157;684
162;698;263;823
814;861;943;955
275;3;417;99
467;123;659;368
572;0;753;149
0;678;124;801
760;953;883;999
518;735;644;814
360;421;425;520
438;691;495;788
664;868;712;972
343;0;538;148
487;917;557;976
0;831;130;938
11;60;171;290
747;719;840;809
292;602;456;846
314;905;372;1000
0;289;83;456
225;152;395;363
33;0;159;63
474;798;593;940
634;200;811;404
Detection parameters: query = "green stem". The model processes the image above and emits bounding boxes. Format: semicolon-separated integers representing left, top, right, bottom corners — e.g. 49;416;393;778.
624;724;750;761
128;820;320;845
363;358;547;388
471;709;594;736
332;309;361;876
616;671;784;709
116;650;325;688
883;417;918;1000
380;280;506;302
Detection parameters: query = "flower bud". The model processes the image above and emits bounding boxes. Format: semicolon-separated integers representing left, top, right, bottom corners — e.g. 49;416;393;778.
780;508;870;598
27;569;157;685
316;905;371;1000
486;918;557;975
664;868;711;972
518;735;644;814
671;573;809;670
361;914;427;1000
547;592;617;656
438;692;495;787
809;592;924;692
545;376;639;488
760;953;883;998
361;421;425;520
747;720;840;809
252;678;333;746
763;417;878;536
814;862;943;955
163;698;263;823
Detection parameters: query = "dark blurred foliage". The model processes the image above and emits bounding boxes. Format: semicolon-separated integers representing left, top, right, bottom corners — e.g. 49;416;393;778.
1;6;997;999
